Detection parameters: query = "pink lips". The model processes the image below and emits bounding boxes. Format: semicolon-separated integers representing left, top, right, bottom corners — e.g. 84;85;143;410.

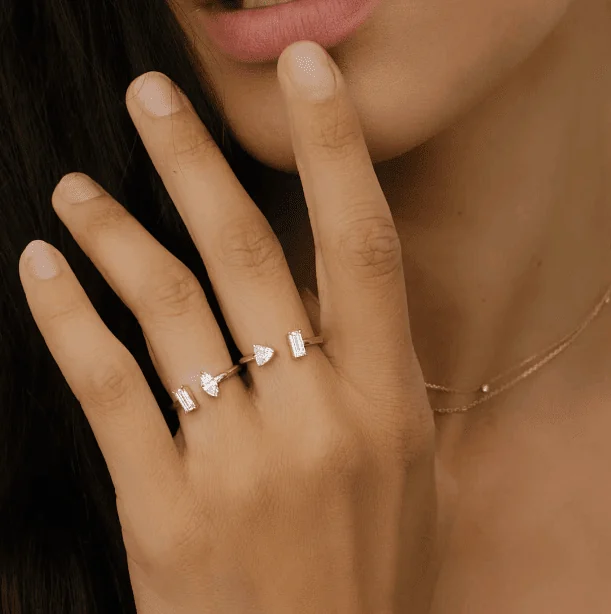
196;0;383;63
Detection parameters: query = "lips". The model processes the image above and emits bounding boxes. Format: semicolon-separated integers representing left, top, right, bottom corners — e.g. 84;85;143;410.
197;0;383;63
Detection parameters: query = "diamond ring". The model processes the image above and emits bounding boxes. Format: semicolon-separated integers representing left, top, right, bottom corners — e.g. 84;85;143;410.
286;330;324;358
172;364;241;413
239;344;276;367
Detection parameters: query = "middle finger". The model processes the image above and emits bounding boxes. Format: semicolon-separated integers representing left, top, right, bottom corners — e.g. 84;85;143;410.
125;72;326;392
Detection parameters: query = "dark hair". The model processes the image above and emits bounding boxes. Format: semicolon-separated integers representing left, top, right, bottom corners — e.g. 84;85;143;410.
0;1;290;611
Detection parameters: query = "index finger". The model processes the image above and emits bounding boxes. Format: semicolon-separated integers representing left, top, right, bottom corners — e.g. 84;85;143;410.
277;41;413;385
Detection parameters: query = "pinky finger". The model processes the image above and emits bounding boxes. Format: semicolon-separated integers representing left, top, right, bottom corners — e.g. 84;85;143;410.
18;240;182;511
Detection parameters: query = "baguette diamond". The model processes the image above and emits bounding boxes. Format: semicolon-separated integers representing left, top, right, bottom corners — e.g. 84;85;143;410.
287;330;307;358
174;385;198;413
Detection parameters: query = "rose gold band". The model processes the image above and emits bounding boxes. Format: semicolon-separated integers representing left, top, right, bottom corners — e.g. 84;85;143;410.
171;364;241;413
172;331;325;414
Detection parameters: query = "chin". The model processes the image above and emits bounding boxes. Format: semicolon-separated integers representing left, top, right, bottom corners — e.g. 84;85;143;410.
184;0;576;172
217;59;485;175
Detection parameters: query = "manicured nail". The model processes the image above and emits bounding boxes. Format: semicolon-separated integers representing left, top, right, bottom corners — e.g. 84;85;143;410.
24;240;59;280
130;72;185;116
282;41;336;101
56;173;104;203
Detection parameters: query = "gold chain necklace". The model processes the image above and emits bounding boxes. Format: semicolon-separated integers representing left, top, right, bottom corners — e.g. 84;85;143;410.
427;283;611;414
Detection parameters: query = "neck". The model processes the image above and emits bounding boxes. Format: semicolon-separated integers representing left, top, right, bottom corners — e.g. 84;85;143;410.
275;0;611;404
374;0;611;397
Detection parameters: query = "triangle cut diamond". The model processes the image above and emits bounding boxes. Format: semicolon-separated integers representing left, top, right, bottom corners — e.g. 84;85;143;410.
253;344;275;367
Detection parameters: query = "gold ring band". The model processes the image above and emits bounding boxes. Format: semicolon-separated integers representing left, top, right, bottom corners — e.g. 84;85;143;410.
287;330;324;358
238;331;324;368
171;364;241;413
239;344;276;367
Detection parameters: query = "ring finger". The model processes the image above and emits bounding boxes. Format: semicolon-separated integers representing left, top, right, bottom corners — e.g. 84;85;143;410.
51;173;251;446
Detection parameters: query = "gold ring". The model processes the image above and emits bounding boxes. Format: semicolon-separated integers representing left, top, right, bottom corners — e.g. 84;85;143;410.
239;344;276;367
286;330;324;358
171;364;241;413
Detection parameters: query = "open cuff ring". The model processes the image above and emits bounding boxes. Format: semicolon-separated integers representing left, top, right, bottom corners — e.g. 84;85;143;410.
172;330;324;414
286;330;324;358
239;344;276;367
172;364;241;413
239;330;324;368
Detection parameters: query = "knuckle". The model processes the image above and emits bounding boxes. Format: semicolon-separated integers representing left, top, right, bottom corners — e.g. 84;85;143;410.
216;220;285;280
137;265;203;319
337;215;403;282
371;403;435;468
296;421;365;481
216;449;267;513
222;471;265;514
306;103;361;161
43;298;89;328
170;120;220;171
79;352;139;410
82;199;131;236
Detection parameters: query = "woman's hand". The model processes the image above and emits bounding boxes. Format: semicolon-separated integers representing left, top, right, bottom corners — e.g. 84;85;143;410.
19;41;437;614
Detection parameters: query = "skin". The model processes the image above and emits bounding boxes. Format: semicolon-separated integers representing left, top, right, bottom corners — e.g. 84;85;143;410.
17;0;611;611
170;0;611;610
19;47;437;613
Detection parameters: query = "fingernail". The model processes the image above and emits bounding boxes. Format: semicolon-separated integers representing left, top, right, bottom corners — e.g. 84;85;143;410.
24;240;60;280
282;41;336;101
130;72;185;116
56;173;104;203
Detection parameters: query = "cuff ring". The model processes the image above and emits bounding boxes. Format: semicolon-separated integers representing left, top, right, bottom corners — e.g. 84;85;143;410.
172;364;241;413
286;330;324;358
239;344;276;367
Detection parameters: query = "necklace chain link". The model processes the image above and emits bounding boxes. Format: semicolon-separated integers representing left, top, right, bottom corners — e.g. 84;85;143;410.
428;284;611;414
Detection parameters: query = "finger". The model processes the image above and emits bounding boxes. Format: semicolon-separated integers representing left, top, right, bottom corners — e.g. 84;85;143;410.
18;240;182;508
277;42;412;386
299;287;321;334
51;173;251;446
124;72;328;395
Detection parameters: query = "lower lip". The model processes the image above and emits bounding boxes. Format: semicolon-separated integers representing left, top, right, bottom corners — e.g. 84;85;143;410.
198;0;383;64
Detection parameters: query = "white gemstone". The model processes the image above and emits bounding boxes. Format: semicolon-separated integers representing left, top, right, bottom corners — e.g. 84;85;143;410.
253;344;275;366
200;372;220;397
287;330;307;358
174;386;197;413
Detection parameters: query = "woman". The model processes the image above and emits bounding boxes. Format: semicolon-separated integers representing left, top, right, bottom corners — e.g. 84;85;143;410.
2;0;610;611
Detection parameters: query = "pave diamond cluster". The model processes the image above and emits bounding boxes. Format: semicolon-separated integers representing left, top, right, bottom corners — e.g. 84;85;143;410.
173;370;229;413
253;344;275;366
199;372;223;397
